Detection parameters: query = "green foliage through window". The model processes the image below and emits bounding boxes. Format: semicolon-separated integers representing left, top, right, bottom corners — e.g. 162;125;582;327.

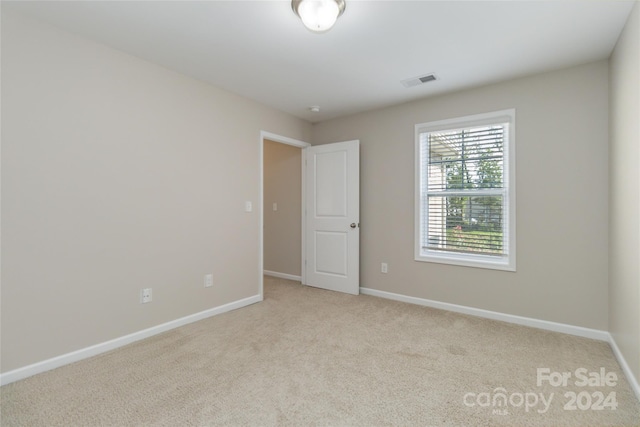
423;125;506;257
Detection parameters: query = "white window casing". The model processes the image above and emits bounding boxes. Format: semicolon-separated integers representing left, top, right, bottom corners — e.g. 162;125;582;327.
414;109;516;271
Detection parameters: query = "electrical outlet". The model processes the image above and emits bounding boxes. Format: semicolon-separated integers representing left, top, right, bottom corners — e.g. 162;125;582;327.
381;263;388;274
204;274;213;288
140;288;152;304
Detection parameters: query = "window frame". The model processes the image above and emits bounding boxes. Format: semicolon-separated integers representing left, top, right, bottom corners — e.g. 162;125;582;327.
414;109;516;271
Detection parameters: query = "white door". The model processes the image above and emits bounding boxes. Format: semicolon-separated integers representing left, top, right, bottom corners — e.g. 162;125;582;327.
305;140;360;295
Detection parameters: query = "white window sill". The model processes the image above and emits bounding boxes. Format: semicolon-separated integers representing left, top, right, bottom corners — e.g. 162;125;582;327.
415;251;516;272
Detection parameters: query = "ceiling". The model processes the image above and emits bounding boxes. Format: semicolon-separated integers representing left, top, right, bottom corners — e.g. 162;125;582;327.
5;1;635;123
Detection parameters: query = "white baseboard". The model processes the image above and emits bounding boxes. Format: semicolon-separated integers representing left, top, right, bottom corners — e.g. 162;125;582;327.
360;287;609;341
264;270;302;282
607;333;640;402
0;294;262;386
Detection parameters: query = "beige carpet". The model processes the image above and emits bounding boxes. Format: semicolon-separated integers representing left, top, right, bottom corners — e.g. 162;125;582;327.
1;276;639;426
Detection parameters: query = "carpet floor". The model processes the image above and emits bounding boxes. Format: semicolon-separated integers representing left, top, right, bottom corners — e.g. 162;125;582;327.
1;276;639;426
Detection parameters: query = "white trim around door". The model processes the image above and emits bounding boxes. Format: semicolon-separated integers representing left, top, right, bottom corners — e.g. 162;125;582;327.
259;131;310;300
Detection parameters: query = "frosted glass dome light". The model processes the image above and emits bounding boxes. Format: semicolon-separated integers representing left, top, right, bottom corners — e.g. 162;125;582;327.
292;0;346;33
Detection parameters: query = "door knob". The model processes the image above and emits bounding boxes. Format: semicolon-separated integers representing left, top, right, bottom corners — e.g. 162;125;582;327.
350;223;357;229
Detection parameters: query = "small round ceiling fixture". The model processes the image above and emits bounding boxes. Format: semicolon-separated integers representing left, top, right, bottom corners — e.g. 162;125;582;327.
292;0;346;33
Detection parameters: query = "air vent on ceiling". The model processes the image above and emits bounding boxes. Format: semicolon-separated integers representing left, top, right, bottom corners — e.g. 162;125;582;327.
401;73;438;88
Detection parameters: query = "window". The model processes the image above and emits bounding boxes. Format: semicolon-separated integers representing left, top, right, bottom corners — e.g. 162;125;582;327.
415;109;515;271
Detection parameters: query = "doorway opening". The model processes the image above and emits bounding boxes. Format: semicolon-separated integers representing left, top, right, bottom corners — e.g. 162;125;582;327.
259;131;310;300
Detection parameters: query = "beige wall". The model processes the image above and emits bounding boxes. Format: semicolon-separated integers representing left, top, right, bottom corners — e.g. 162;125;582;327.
0;11;311;373
263;140;302;277
609;3;640;385
312;61;610;330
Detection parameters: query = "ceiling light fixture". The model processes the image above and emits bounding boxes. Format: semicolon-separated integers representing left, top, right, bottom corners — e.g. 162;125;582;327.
292;0;346;33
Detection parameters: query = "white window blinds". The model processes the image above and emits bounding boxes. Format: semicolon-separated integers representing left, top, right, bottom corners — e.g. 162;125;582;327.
415;109;515;271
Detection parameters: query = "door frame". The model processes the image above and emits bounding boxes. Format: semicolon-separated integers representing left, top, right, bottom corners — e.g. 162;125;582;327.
259;131;310;300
